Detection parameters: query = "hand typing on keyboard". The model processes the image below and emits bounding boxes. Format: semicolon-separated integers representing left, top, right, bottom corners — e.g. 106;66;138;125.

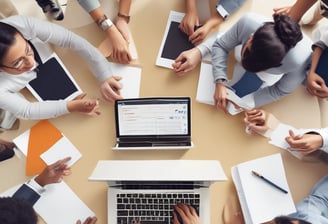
173;203;201;224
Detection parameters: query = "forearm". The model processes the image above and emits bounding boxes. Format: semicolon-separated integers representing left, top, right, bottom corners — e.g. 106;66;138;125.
185;0;197;14
288;0;317;22
0;93;68;120
118;0;131;16
211;40;229;82
309;47;323;75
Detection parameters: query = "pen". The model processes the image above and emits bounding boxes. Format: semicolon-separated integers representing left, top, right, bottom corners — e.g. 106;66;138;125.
251;170;288;194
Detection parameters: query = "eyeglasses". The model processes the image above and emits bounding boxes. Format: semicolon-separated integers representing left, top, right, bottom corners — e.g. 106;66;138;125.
0;40;34;70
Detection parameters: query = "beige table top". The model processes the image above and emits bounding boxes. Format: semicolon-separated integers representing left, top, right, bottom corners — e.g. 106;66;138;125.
1;0;328;223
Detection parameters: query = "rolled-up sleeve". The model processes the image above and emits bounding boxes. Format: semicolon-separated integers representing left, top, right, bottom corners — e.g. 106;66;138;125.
216;0;246;19
77;0;101;12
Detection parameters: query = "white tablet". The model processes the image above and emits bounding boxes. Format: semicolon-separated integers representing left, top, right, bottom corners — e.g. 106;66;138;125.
156;11;195;69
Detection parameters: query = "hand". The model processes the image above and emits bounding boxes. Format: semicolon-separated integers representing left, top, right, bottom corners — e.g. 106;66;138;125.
76;216;97;224
189;24;211;46
35;157;71;187
286;130;323;154
214;83;228;112
173;203;200;224
100;76;123;102
244;109;268;134
106;25;131;64
306;72;328;98
67;93;100;115
273;6;292;16
179;11;199;36
172;48;201;76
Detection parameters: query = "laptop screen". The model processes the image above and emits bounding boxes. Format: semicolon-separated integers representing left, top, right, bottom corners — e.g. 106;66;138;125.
115;97;191;138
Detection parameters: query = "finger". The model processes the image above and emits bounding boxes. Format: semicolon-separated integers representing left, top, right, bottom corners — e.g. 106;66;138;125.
49;157;71;170
76;220;81;224
172;211;181;224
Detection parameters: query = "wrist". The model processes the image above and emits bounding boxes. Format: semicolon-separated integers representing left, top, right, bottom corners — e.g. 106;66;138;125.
96;14;113;31
117;12;130;24
216;78;228;85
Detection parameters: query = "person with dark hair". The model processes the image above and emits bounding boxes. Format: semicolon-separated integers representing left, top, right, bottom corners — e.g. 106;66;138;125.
0;157;97;224
0;15;124;120
173;13;312;113
211;13;310;113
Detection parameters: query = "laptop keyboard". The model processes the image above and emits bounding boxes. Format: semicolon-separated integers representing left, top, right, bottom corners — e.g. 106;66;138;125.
116;192;200;224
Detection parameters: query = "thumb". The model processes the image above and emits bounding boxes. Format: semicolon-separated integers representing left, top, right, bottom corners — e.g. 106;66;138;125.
112;76;122;81
74;93;87;100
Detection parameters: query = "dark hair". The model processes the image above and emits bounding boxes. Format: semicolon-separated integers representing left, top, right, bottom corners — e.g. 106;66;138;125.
241;14;303;72
0;197;38;224
273;215;312;224
0;22;21;65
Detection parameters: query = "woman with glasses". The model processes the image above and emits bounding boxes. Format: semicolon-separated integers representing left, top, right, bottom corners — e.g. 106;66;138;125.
0;15;123;120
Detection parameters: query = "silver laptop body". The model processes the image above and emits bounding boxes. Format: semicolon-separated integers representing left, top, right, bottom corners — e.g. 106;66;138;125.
89;160;227;224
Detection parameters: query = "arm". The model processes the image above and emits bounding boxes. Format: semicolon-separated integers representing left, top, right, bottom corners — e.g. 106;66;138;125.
12;157;71;206
306;46;328;98
179;0;199;36
273;0;317;22
78;0;132;64
3;15;112;83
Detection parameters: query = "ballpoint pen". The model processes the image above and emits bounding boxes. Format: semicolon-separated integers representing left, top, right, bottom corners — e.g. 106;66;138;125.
252;170;288;194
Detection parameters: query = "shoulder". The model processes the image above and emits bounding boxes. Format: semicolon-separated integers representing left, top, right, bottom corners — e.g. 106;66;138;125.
235;13;270;34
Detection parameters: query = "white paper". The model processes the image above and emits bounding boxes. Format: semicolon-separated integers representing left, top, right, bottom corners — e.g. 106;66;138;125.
156;11;185;69
35;181;94;224
231;153;296;224
269;124;305;159
13;129;30;156
109;62;141;99
196;62;215;105
40;136;82;167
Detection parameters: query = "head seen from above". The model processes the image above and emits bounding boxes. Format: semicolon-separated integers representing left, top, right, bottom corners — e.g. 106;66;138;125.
241;14;302;73
0;22;35;75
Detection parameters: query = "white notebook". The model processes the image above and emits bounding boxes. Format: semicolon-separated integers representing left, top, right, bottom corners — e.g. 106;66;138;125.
231;153;296;224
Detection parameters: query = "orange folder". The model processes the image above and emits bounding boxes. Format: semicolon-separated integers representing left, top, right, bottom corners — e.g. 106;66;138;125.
26;120;62;176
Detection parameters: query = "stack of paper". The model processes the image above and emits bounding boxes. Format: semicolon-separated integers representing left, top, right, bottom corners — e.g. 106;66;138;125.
231;153;296;224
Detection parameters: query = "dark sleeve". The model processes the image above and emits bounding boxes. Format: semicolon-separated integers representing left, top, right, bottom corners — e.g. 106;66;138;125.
12;184;41;206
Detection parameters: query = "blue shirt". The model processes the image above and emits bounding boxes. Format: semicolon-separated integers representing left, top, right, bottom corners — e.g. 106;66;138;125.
288;175;328;223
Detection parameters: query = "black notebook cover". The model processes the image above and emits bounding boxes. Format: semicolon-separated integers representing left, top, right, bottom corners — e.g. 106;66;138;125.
161;21;195;60
315;48;328;84
29;57;79;101
231;71;264;97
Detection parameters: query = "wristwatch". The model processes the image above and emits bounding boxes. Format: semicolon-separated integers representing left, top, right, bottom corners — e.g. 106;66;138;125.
96;15;113;31
216;78;227;84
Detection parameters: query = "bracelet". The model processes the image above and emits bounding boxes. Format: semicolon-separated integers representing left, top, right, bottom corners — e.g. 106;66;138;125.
96;14;108;26
117;12;130;23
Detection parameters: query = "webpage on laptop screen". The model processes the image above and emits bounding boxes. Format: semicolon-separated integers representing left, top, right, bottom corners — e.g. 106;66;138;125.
118;103;188;136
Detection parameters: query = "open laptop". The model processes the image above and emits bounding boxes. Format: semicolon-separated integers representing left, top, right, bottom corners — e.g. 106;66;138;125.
113;97;193;150
88;160;227;224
